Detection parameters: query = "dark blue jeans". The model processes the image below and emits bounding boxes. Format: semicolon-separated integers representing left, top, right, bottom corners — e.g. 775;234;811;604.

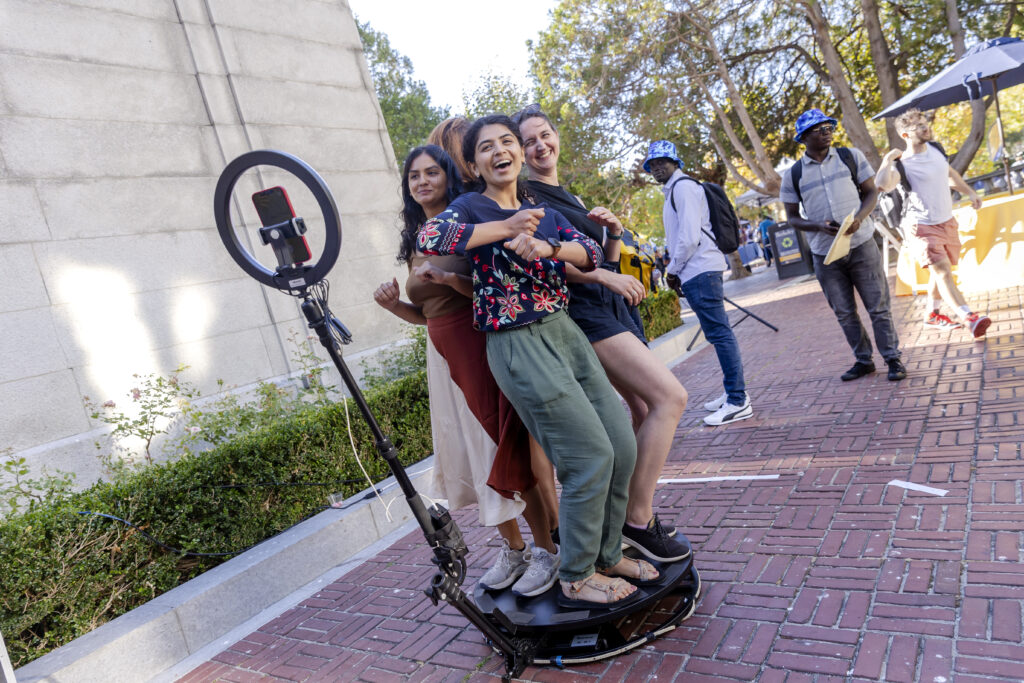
811;240;901;364
680;271;746;405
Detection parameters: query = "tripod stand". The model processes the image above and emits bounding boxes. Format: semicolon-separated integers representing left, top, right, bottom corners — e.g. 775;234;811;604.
666;276;778;352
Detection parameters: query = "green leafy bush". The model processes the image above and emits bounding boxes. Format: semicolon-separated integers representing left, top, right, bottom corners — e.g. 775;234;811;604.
639;288;683;339
0;370;429;668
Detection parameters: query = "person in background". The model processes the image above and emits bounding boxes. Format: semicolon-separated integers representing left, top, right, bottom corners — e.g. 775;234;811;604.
645;140;753;427
758;214;774;267
781;108;906;383
875;108;990;338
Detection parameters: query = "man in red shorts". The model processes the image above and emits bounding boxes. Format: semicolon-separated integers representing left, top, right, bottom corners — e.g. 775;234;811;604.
876;109;991;338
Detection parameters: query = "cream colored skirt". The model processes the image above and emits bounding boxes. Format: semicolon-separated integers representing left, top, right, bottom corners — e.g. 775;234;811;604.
424;335;525;527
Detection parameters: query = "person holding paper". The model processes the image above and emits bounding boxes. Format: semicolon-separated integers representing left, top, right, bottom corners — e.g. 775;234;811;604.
781;109;906;382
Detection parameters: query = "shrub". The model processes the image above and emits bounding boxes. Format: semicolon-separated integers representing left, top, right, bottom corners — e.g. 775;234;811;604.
0;370;429;668
639;288;683;339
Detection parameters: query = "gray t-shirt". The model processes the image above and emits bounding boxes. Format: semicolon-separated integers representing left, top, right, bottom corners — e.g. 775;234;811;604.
780;147;878;256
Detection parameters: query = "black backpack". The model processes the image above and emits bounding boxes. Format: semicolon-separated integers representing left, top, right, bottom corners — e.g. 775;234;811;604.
877;141;948;232
789;146;864;205
668;177;742;254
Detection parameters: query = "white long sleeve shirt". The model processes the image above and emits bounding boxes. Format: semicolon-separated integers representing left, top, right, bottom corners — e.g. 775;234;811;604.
661;168;728;284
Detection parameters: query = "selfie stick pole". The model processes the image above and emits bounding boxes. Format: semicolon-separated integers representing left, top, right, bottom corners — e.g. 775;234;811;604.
214;150;530;681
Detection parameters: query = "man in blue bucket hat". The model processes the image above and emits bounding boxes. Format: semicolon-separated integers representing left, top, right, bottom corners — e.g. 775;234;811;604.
781;109;906;382
644;140;752;427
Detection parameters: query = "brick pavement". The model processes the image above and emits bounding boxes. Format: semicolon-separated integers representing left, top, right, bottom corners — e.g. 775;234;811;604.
178;268;1023;683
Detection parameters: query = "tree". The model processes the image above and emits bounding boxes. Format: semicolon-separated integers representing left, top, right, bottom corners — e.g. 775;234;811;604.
357;21;449;165
461;71;532;120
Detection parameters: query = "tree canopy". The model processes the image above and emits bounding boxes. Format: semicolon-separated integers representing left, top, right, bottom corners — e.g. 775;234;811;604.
527;0;1022;235
355;3;1023;238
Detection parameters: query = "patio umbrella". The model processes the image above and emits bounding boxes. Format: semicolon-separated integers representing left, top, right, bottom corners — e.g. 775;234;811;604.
873;37;1024;194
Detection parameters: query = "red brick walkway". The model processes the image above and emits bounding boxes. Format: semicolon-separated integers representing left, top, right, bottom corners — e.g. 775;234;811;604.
179;270;1023;682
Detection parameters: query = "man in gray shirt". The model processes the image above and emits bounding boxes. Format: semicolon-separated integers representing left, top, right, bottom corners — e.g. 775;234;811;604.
781;109;906;382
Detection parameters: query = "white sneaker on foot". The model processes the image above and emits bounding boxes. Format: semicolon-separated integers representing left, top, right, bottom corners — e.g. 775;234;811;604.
704;396;753;426
703;392;728;412
511;546;560;597
479;540;528;590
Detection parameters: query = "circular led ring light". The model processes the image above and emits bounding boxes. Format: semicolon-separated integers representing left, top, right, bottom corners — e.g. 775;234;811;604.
213;150;341;290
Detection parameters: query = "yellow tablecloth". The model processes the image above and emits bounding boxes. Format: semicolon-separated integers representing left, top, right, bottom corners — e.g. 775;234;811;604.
895;192;1024;295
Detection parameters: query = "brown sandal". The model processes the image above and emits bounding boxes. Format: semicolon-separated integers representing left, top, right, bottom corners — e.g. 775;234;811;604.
557;574;640;610
598;557;661;586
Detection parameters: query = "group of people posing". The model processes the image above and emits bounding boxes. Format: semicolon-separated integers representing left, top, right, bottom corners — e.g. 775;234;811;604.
372;103;989;610
374;110;691;609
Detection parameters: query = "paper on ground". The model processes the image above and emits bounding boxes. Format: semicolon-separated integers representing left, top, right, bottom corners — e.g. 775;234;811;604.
823;211;856;265
888;480;948;496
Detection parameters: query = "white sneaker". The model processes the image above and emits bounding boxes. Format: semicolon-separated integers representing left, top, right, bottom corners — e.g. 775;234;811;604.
704;396;753;426
511;546;560;597
479;540;528;590
703;392;728;411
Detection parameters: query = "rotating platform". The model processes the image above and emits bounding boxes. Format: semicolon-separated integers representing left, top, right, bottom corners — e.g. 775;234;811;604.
473;554;701;669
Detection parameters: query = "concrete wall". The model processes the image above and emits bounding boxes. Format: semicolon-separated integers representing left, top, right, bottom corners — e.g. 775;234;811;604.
0;0;408;485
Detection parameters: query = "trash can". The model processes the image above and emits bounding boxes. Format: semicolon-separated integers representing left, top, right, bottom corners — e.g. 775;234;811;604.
769;222;813;279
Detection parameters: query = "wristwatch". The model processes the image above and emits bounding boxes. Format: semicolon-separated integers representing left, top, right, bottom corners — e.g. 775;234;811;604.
546;236;562;259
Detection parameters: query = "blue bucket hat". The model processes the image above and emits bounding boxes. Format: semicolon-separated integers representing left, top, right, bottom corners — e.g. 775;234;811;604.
643;140;682;173
794;109;838;142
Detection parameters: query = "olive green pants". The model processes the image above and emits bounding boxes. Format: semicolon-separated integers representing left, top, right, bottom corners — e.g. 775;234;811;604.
486;310;637;582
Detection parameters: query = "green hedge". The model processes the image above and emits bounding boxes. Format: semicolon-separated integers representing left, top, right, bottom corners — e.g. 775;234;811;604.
0;371;430;668
639;288;683;339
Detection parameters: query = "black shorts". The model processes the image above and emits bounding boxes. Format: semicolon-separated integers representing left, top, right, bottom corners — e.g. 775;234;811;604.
567;281;647;345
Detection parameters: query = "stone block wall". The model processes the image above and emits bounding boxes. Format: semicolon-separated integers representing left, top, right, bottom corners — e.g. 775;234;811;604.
0;0;408;483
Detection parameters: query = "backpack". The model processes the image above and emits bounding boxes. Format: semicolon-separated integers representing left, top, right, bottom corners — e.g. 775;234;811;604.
668;177;742;254
877;141;948;233
789;146;864;205
617;229;657;295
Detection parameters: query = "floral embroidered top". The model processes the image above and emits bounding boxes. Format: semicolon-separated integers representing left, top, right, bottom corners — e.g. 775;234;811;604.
417;192;603;331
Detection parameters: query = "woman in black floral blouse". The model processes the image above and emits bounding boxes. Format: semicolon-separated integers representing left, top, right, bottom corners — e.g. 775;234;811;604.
419;115;658;609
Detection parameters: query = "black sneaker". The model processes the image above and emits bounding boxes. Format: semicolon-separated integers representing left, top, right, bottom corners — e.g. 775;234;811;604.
652;513;677;537
550;527;560;546
840;361;875;381
886;358;907;381
622;516;691;563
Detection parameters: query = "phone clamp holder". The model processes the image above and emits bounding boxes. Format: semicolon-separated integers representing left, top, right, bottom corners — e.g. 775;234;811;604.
258;216;309;270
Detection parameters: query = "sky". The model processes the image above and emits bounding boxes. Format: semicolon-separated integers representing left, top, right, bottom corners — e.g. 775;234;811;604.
347;0;558;113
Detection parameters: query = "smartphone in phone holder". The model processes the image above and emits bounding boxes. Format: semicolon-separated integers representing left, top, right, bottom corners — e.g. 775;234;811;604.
252;185;313;271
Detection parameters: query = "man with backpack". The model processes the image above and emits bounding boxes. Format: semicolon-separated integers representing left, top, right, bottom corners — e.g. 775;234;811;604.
644;140;752;426
875;108;990;338
780;109;907;382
